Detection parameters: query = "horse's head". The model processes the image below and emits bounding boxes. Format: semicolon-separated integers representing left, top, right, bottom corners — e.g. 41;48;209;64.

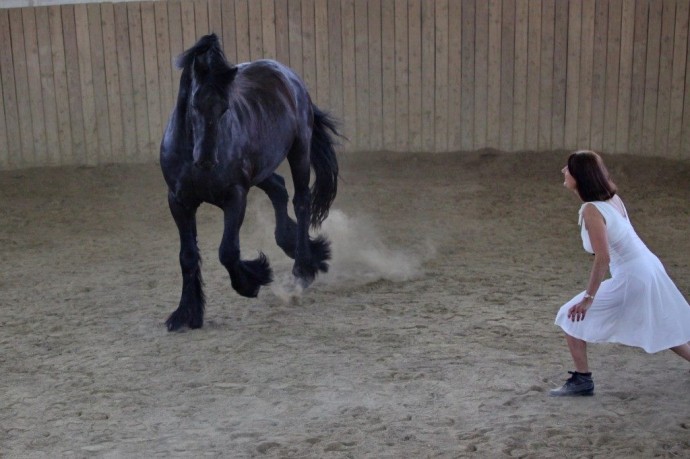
179;34;237;170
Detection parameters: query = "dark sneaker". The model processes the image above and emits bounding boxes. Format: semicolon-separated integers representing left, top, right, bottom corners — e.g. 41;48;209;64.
549;371;594;397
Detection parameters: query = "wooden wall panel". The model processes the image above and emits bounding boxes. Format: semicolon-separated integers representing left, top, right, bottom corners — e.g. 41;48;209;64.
367;0;383;151
512;0;527;150
35;7;60;165
381;0;396;149
603;0;622;154
421;0;435;151
498;0;514;151
459;0;474;151
0;10;22;169
525;0;541;149
394;0;409;150
446;0;461;151
538;0;554;150
669;1;689;158
2;0;690;169
486;0;501;149
474;0;488;149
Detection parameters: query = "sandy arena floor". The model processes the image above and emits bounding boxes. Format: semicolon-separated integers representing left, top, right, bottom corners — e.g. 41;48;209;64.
1;150;689;458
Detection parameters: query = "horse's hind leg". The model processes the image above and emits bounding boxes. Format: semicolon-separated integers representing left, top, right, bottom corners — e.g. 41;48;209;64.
287;143;331;287
166;193;205;331
258;172;331;265
220;185;273;297
257;174;297;258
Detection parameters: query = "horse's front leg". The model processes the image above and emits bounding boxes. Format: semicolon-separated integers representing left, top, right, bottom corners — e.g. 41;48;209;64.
166;192;205;331
220;185;273;297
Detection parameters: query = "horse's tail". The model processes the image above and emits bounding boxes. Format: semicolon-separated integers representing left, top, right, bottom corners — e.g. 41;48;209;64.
309;106;341;229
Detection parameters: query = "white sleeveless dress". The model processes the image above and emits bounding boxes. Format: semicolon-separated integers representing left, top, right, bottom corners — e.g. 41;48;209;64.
555;198;690;353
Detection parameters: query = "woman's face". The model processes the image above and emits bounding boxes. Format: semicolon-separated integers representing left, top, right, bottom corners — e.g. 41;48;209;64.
562;165;577;191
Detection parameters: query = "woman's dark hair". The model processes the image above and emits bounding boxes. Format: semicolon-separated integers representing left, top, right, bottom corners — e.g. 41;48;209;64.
567;150;617;202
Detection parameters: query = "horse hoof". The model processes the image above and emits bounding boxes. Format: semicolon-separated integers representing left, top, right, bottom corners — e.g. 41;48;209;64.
166;309;203;331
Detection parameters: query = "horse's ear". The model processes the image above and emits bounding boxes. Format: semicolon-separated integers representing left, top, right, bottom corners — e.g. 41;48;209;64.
221;66;238;85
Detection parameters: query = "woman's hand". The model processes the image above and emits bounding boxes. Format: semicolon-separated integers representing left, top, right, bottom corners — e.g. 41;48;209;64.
568;298;593;322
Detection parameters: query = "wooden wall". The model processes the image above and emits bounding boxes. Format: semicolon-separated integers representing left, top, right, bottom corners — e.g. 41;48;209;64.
1;0;689;169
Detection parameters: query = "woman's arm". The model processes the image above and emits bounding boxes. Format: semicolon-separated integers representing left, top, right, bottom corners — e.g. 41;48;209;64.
568;203;610;322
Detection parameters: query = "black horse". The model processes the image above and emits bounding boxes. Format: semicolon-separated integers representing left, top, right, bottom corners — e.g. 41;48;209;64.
160;34;340;331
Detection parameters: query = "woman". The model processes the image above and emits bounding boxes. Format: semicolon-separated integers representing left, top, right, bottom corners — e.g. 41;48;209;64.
551;150;690;397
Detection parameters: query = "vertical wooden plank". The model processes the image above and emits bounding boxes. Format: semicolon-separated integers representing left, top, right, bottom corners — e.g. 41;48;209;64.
101;3;124;162
261;0;277;59
154;1;174;133
367;0;383;150
486;0;501;149
327;0;344;122
341;0;357;149
288;0;302;72
564;0;582;149
421;0;436;151
315;0;330;106
628;0;649;154
302;0;317;93
194;0;210;35
394;0;410;150
538;0;554;150
128;2;150;161
208;0;223;39
459;0;474;151
654;0;676;156
168;1;183;101
75;4;99;165
589;0;609;152
181;0;196;49
576;0;595;148
434;0;449;152
474;0;488;149
381;0;396;149
447;0;461;150
35;7;60;165
220;0;236;61
113;3;138;162
525;0;542;150
408;0;422;151
274;0;289;64
248;0;264;60
0;57;7;168
499;0;514;151
512;0;527;150
22;8;46;166
87;4;112;163
235;0;251;62
683;6;690;157
142;2;161;159
0;10;16;168
642;0;662;155
61;5;85;164
354;0;370;150
551;0;568;150
603;0;622;153
48;6;71;166
615;0;635;153
669;0;689;157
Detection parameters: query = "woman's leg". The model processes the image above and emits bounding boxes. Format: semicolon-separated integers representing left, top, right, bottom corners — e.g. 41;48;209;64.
566;334;589;373
670;343;690;362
